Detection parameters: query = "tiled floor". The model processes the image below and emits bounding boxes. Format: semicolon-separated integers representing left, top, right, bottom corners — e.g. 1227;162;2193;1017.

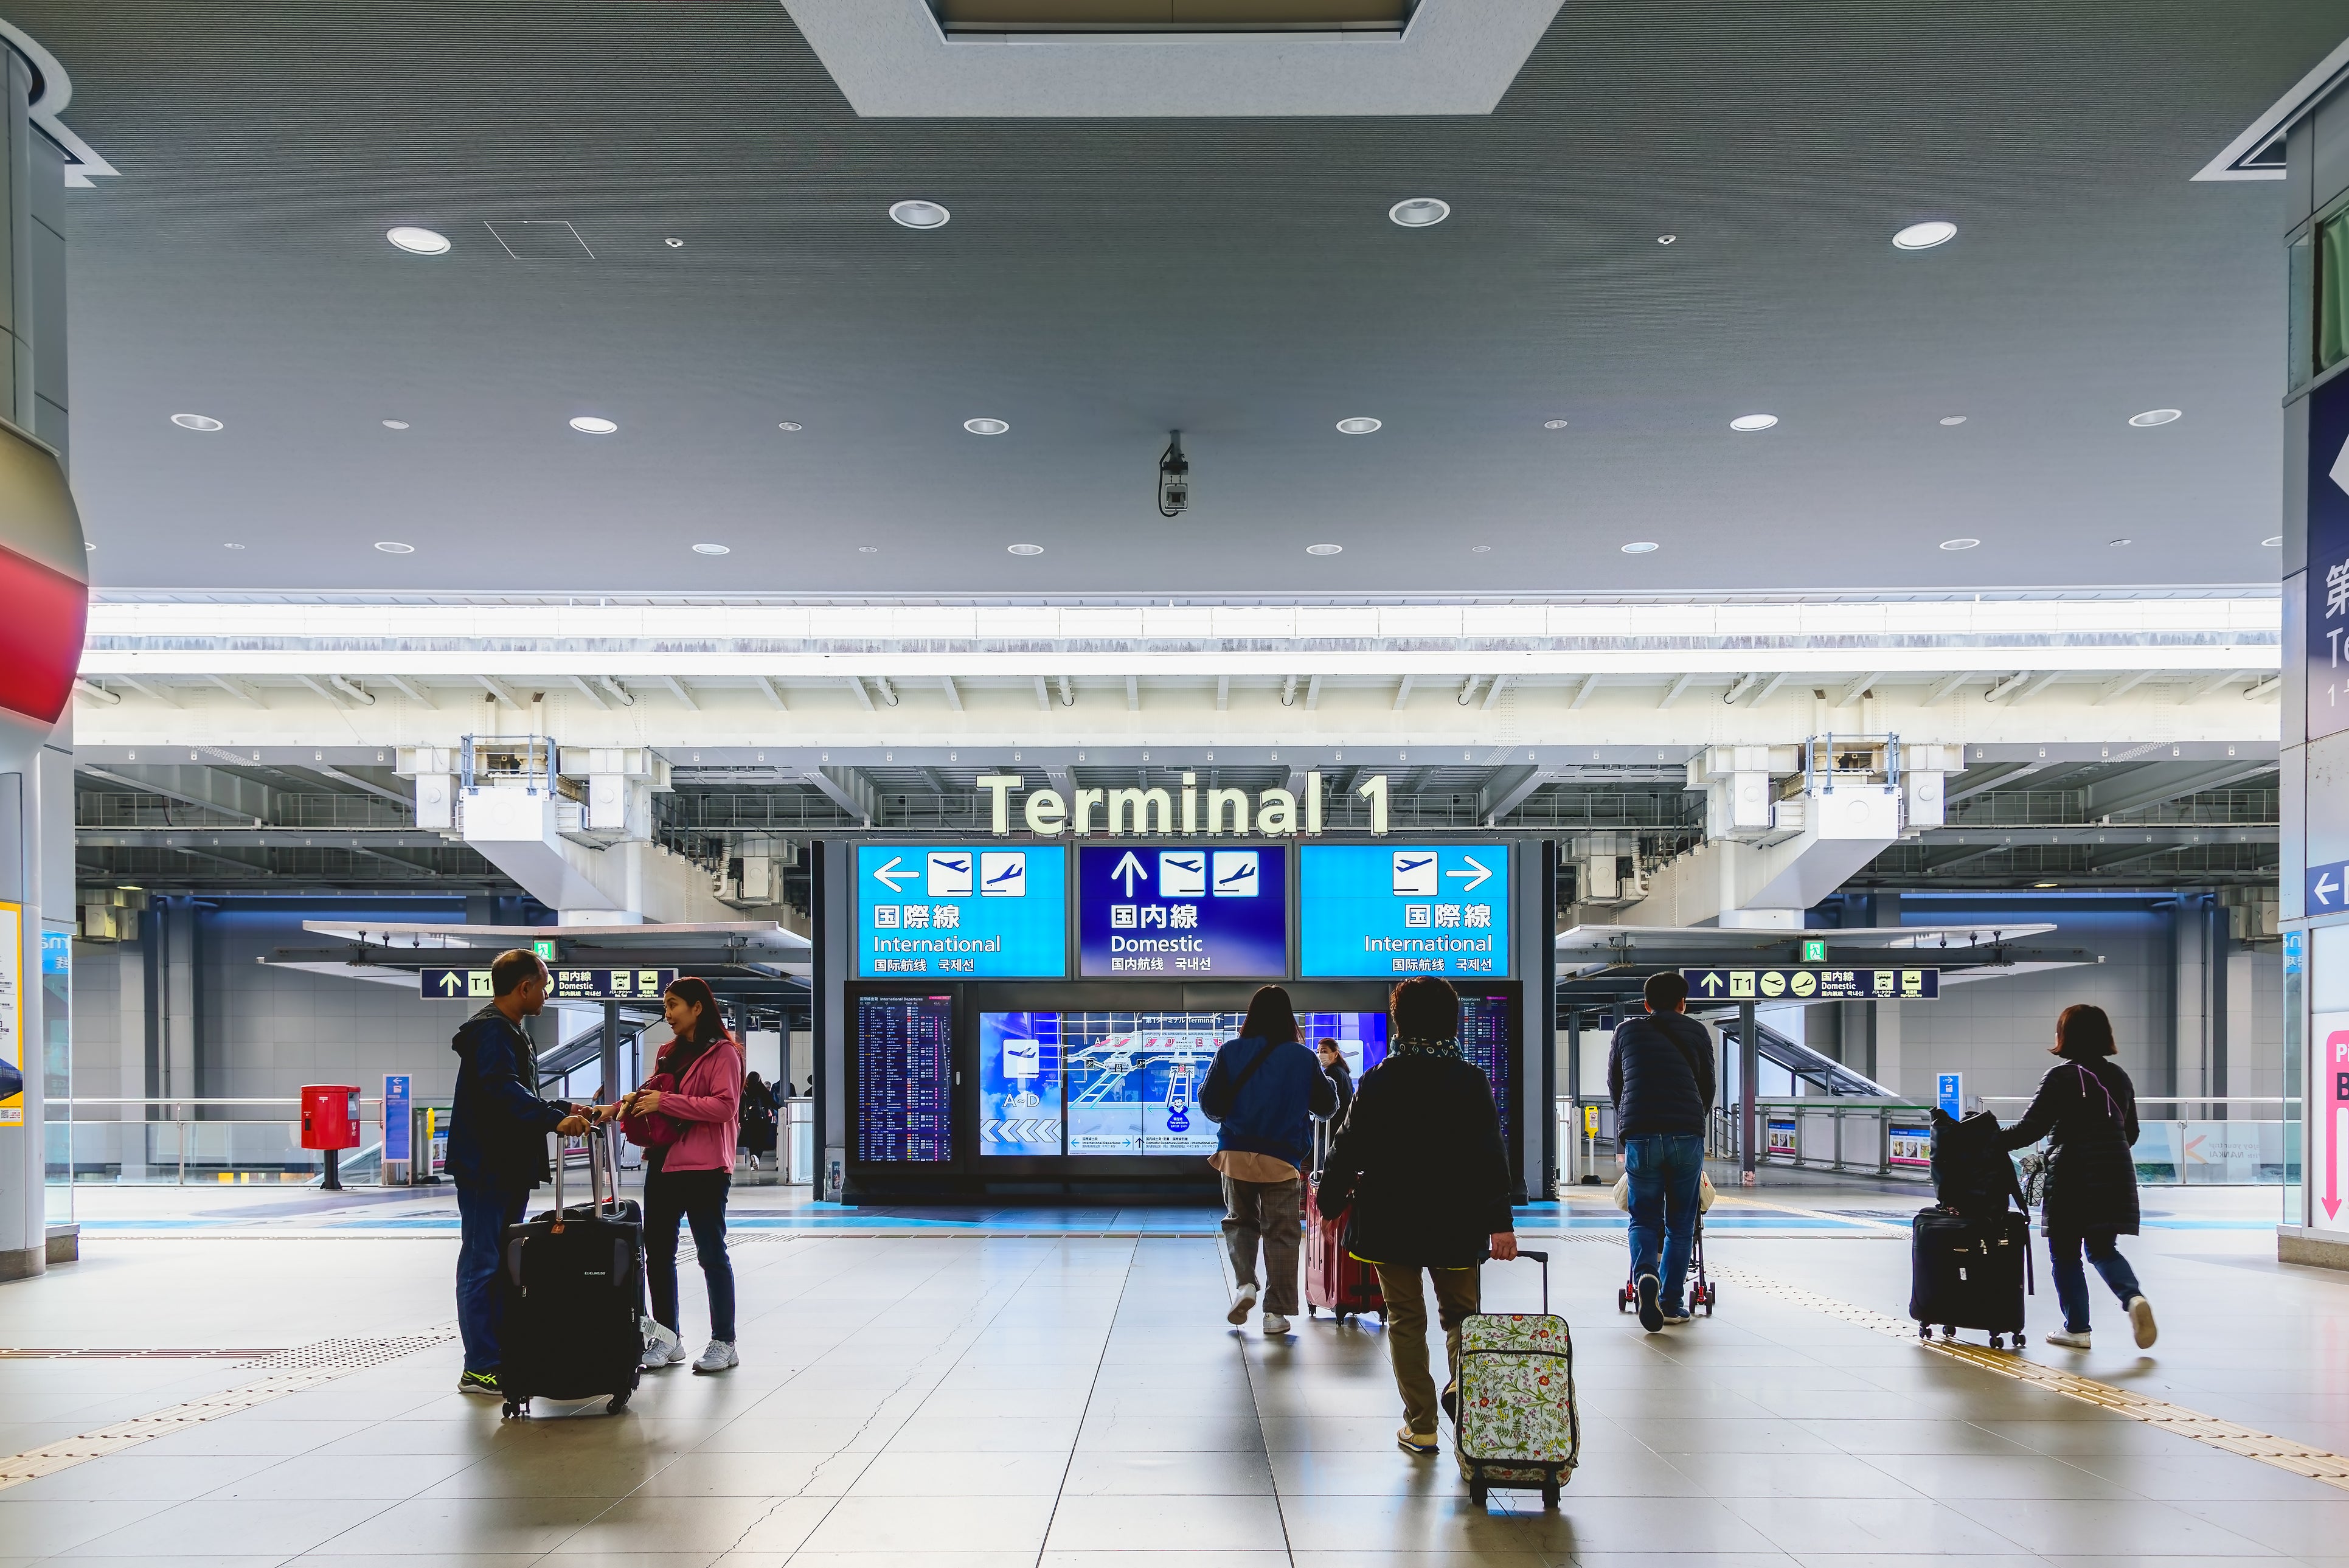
3;1181;2346;1565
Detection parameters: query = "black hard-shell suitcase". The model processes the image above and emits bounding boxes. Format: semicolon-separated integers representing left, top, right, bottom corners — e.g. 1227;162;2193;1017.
1909;1206;2030;1348
499;1124;645;1417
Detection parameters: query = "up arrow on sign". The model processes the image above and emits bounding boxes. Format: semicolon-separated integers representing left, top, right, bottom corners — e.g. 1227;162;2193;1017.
435;971;466;996
1110;850;1147;898
2308;859;2349;912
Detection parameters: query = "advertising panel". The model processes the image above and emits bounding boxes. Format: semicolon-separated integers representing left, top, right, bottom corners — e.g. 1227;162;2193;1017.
858;844;1068;979
0;903;20;1123
1887;1122;1933;1169
2314;1012;2349;1232
1297;844;1510;978
1076;844;1287;978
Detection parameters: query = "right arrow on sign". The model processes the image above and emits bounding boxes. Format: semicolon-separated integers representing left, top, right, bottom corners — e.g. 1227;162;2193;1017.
1446;856;1492;892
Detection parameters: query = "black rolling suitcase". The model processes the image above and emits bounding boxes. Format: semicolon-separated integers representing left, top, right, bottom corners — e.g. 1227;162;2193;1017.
1909;1207;2030;1347
499;1124;645;1417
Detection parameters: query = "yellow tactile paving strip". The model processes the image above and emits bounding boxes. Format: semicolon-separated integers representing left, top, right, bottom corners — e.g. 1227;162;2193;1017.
0;1331;455;1490
1710;1266;2349;1491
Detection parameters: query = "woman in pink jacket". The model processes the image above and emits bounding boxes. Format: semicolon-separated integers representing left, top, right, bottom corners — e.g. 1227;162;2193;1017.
620;976;744;1373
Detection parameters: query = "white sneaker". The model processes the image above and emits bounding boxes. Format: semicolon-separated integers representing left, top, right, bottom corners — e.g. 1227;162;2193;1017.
1227;1283;1258;1326
1262;1313;1291;1336
692;1338;739;1375
2128;1296;2158;1349
642;1322;686;1369
2045;1328;2092;1350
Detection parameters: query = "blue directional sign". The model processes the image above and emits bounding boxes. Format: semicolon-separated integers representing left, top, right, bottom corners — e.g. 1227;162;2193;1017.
2308;859;2349;917
1298;844;1510;978
858;844;1067;978
1077;844;1288;977
1682;966;1938;1001
1936;1073;1963;1117
420;966;676;1001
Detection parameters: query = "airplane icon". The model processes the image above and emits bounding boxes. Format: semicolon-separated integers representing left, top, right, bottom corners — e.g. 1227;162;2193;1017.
928;852;974;898
1160;852;1207;898
1392;851;1438;896
980;851;1027;897
1212;850;1259;897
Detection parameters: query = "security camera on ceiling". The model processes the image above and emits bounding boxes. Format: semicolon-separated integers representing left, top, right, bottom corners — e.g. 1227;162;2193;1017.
1158;431;1189;518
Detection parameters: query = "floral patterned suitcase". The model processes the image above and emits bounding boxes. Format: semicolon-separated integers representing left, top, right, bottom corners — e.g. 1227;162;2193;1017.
1454;1249;1577;1507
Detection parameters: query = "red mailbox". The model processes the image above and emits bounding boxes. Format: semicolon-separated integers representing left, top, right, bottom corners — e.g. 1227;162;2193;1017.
300;1084;361;1151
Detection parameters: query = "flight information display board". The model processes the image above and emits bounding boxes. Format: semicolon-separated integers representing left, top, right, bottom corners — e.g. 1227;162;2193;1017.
1076;844;1288;978
1297;845;1510;978
1458;993;1516;1150
857;845;1068;978
855;995;954;1162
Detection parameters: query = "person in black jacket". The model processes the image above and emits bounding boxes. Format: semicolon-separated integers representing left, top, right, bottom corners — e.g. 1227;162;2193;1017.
2000;1004;2156;1351
446;949;591;1396
1607;971;1716;1332
1318;977;1517;1457
1315;1038;1355;1128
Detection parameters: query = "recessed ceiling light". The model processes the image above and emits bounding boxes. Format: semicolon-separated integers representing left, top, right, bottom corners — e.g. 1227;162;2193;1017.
569;415;618;434
777;421;802;431
373;541;415;554
1939;415;1967;426
1306;543;1344;555
664;237;684;248
1938;537;1980;550
2128;408;2182;427
692;543;730;556
385;226;450;255
1335;417;1382;435
1007;543;1043;555
858;546;878;553
964;417;1009;435
2109;538;2132;547
1621;541;1660;554
1656;234;1676;245
170;413;223;431
2263;536;2283;547
1471;545;1492;553
381;420;410;430
1729;414;1777;432
223;543;244;550
890;200;951;229
1892;220;1957;250
1544;419;1570;429
1389;198;1449;227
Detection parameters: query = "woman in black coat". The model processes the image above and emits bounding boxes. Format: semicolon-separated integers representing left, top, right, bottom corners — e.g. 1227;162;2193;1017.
1318;977;1517;1456
1999;1004;2156;1351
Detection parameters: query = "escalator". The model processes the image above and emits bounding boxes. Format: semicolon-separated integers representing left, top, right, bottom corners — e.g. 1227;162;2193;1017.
1709;1013;1893;1099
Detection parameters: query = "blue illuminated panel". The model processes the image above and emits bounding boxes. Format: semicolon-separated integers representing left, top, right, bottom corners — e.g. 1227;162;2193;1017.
855;995;953;1163
857;844;1068;978
1298;844;1510;978
1077;844;1288;978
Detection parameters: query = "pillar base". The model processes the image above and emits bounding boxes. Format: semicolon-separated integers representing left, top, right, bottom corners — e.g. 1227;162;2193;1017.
46;1223;77;1264
2278;1225;2349;1271
0;1243;43;1282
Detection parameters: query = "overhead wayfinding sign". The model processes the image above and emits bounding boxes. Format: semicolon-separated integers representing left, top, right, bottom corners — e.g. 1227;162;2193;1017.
1298;844;1509;978
1078;844;1288;977
858;844;1068;978
421;966;677;1001
1681;966;1939;1001
2308;858;2349;916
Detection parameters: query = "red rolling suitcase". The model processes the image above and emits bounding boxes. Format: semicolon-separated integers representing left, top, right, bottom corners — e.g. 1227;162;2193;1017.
1303;1166;1383;1322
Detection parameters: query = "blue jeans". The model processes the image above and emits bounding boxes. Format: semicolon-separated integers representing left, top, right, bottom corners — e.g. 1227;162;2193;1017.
2049;1230;2142;1334
1625;1133;1706;1311
456;1182;532;1374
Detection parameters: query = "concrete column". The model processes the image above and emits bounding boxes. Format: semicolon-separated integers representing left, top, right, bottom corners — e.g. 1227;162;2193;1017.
2172;894;2208;1105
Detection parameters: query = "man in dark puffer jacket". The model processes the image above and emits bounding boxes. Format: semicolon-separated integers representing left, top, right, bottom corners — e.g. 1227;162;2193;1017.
1608;971;1716;1333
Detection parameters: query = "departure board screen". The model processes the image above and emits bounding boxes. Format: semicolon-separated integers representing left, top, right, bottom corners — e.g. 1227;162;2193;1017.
1458;994;1515;1152
855;995;954;1163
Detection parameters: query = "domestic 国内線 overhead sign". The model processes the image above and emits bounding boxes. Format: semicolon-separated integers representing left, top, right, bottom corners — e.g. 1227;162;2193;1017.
1077;844;1288;977
420;966;677;1001
1680;966;1939;1001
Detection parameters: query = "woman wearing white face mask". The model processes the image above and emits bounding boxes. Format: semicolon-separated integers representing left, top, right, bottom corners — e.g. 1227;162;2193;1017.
618;976;745;1373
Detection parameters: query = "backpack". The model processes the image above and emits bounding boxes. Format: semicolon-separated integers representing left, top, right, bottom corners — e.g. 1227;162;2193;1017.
1928;1108;2025;1224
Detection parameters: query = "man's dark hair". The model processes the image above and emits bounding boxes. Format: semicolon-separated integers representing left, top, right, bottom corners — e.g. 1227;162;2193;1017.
1240;985;1300;1044
491;948;547;997
1390;976;1460;1042
1643;971;1690;1011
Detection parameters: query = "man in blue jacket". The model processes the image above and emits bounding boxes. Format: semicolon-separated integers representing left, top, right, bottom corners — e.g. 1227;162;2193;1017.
1198;987;1336;1336
447;949;590;1395
1608;970;1717;1333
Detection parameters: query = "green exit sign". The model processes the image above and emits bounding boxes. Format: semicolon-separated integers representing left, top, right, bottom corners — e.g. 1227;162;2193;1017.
532;939;558;961
1800;939;1828;963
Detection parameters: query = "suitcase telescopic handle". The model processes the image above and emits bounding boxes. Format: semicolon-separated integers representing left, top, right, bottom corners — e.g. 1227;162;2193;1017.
550;1114;566;1232
1513;1247;1549;1314
601;1120;623;1215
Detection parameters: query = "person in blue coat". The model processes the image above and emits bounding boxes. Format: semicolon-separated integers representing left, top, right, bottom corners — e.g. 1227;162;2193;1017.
1199;985;1336;1336
445;949;591;1396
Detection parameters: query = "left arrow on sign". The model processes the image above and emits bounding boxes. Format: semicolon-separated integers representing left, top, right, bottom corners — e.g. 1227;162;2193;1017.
1446;856;1492;893
2319;872;2341;909
873;856;915;892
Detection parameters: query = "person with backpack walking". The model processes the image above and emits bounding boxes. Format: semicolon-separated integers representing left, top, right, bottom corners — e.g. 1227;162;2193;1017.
2000;1004;2157;1350
1199;985;1338;1336
617;976;746;1373
1608;971;1716;1333
1316;977;1516;1456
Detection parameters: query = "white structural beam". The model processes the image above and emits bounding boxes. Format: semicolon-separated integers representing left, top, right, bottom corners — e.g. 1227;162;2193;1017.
379;674;435;709
755;676;788;710
567;675;609;711
73;678;120;706
1033;676;1050;712
1216;676;1230;712
1922;671;1973;706
1125;676;1139;712
1722;673;1761;705
2091;670;2153;706
2188;668;2249;701
1658;673;1695;709
116;676;182;707
940;676;962;713
1393;675;1415;710
1747;671;1788;706
848;676;875;713
1305;674;1322;710
599;676;634;708
1834;671;1881;707
476;676;529;710
661;676;701;712
1483;674;1511;710
2008;671;2064;706
210;675;268;708
327;675;376;707
1984;671;2033;704
1569;674;1599;710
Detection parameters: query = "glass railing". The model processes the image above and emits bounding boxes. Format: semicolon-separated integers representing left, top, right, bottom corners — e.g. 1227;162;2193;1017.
46;1097;384;1186
1979;1096;2300;1185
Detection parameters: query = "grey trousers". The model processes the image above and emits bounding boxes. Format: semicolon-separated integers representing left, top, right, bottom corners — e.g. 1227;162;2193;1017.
1221;1174;1303;1316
